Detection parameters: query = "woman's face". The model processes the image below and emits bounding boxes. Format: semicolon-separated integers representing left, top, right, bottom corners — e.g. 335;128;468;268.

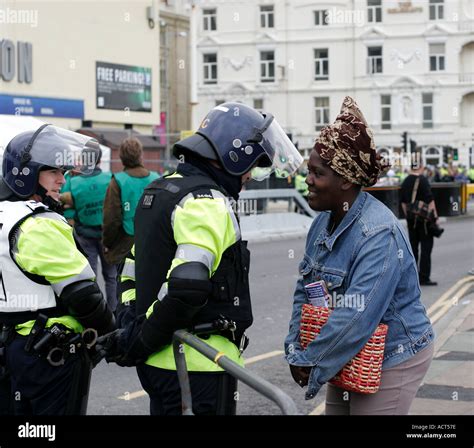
38;169;66;201
306;149;344;211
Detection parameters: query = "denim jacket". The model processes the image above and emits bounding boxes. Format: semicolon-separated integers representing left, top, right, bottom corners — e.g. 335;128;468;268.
284;191;434;400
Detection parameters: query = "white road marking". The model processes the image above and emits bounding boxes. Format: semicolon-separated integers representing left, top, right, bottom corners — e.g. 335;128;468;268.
245;350;284;365
309;402;325;415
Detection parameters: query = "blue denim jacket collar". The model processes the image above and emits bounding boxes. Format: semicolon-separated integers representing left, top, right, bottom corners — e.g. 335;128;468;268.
316;191;367;251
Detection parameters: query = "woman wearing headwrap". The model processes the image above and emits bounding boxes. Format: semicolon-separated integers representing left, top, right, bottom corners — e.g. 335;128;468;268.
285;97;434;415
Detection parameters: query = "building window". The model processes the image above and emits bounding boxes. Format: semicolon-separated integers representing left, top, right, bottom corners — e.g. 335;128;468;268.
253;98;264;112
381;95;391;130
429;43;445;71
429;0;444;20
260;5;274;28
203;8;217;31
422;93;433;128
314;10;329;26
203;53;217;84
314;97;330;131
260;51;275;82
367;46;383;74
314;49;329;80
367;0;382;23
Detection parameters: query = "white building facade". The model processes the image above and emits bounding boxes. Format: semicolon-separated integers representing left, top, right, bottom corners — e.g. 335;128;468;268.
193;0;474;167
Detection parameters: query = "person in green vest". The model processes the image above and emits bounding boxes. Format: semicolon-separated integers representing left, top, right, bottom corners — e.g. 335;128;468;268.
60;147;117;311
97;102;303;415
102;137;159;266
0;125;115;415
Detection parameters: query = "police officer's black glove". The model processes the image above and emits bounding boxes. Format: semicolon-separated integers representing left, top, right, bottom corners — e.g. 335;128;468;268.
87;344;106;368
96;315;150;367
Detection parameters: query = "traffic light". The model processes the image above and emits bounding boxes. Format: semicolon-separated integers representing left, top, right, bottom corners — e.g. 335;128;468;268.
401;132;408;152
453;149;459;161
410;139;417;153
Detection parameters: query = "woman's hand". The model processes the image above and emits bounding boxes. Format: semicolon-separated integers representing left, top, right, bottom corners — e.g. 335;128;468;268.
289;364;312;387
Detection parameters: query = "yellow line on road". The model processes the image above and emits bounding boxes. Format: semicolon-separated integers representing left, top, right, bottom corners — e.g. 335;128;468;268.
427;276;474;316
429;282;473;324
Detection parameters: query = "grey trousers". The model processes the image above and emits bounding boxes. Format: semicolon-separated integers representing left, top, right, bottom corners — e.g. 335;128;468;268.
75;234;118;312
325;343;434;415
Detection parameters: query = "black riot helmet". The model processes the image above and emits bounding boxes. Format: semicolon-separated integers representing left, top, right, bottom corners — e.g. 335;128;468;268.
173;102;302;180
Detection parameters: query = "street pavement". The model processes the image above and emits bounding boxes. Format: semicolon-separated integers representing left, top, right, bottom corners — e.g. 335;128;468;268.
89;212;474;415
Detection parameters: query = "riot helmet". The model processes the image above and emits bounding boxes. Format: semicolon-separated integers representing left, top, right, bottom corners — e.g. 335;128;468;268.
173;102;303;181
2;124;100;199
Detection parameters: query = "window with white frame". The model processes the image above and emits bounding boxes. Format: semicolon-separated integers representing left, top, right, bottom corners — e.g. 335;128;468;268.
380;95;391;130
203;8;217;31
260;5;274;28
260;51;275;82
429;43;445;71
429;0;444;20
314;49;329;80
367;46;383;74
253;98;264;112
203;53;217;84
314;10;329;26
367;0;382;23
314;97;330;131
422;93;433;128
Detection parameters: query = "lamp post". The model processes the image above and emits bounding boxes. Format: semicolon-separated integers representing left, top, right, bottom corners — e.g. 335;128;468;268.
160;18;189;163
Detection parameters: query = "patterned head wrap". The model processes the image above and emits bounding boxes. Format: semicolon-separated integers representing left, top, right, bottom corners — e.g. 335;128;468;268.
314;96;390;187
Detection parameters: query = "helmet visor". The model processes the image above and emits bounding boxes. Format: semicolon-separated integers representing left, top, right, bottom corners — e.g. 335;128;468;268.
251;120;303;181
29;126;99;174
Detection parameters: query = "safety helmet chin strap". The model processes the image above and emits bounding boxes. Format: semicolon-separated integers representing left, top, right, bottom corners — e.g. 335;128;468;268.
35;183;64;214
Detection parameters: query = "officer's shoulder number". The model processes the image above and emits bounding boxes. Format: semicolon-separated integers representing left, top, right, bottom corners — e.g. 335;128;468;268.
141;194;155;208
192;188;213;200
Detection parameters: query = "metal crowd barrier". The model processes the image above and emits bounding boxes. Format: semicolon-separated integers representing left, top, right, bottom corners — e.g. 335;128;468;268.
240;188;316;218
172;329;300;415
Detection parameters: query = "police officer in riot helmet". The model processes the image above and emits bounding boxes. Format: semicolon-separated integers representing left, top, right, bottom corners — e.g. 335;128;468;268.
98;102;302;415
0;124;115;415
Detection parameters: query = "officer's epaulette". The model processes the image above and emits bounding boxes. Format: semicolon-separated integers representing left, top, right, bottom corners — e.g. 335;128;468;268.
192;188;213;200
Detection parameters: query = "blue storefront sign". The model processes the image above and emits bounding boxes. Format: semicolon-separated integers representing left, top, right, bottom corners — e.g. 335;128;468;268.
0;94;84;118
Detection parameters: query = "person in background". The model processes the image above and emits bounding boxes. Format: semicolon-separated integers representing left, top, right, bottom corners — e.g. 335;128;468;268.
60;148;117;311
295;168;309;200
102;137;159;266
400;156;439;286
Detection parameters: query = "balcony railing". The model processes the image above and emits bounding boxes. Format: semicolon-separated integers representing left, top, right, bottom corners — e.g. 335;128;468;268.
459;73;474;83
458;20;474;32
